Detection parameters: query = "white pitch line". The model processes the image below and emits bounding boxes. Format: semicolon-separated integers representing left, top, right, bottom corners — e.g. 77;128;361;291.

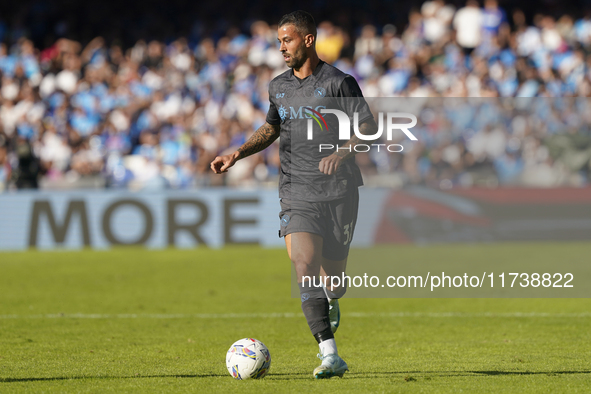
0;312;590;319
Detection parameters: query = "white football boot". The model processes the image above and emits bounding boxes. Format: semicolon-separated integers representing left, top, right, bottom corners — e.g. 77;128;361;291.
313;352;349;379
329;299;340;333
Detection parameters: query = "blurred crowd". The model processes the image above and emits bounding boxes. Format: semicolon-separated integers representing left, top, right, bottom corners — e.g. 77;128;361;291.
366;98;591;189
1;0;591;192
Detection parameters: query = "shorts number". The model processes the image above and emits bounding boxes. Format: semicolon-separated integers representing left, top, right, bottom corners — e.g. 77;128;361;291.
343;221;354;245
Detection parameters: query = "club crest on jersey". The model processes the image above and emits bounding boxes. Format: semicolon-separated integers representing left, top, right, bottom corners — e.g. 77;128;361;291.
280;214;290;226
278;105;288;121
314;87;326;98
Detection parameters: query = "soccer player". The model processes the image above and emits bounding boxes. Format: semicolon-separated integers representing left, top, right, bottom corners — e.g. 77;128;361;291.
211;10;376;379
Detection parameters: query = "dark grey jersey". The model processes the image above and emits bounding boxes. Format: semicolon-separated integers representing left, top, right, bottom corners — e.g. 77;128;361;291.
266;61;373;202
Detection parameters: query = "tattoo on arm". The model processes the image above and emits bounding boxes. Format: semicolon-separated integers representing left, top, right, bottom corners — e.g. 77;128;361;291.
334;118;378;160
237;122;281;159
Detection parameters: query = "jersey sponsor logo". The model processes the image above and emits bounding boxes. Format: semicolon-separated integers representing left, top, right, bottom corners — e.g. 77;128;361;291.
288;106;326;120
276;93;285;98
314;87;326;98
278;105;288;121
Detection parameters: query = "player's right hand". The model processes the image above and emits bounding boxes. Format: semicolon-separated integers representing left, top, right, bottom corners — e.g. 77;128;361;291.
210;151;240;174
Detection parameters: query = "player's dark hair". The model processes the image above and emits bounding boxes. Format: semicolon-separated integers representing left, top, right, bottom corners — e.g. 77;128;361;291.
278;10;317;39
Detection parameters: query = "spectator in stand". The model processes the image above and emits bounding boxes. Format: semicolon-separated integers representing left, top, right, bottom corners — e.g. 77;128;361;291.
453;0;483;57
482;0;507;38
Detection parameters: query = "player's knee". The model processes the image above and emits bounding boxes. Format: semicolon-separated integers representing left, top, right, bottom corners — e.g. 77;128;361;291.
290;249;316;272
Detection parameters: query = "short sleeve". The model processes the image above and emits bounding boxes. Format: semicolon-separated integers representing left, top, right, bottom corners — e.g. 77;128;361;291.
336;76;374;124
338;76;364;97
266;93;281;125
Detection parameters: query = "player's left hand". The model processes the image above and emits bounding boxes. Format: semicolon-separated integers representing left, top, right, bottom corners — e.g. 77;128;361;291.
319;154;342;175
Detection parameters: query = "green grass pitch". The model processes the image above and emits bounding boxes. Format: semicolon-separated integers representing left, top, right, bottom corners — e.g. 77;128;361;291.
1;243;591;393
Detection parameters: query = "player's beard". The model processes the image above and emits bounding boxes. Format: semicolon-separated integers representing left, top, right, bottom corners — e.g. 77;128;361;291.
283;44;307;69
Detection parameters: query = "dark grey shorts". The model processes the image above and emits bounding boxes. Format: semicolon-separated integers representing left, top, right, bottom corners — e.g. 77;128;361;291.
278;189;359;261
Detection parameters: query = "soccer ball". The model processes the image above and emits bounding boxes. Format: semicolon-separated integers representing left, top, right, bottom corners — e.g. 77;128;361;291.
226;338;271;380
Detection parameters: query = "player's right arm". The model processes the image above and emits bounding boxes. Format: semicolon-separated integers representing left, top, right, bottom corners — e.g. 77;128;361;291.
210;122;281;174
